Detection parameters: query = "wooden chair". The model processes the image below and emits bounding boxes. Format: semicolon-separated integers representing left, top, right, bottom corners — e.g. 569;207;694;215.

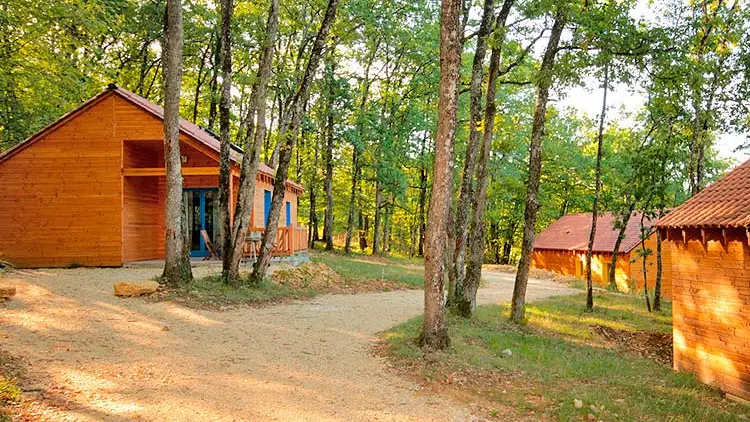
201;230;221;260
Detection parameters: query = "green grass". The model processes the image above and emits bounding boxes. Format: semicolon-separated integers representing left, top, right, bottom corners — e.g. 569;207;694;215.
382;293;748;421
153;274;317;309
311;250;424;287
0;371;21;422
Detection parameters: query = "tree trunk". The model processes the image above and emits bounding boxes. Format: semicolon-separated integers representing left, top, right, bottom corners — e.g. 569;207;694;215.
344;45;377;254
372;179;382;255
308;139;319;248
251;0;339;282
382;199;391;255
654;228;663;311
450;0;495;314
456;0;514;317
420;0;461;350
417;134;428;257
324;63;335;251
207;30;221;132
344;147;359;254
359;212;368;250
510;8;566;324
218;0;234;281
639;210;652;312
161;0;193;285
585;63;608;311
608;202;635;290
224;0;278;284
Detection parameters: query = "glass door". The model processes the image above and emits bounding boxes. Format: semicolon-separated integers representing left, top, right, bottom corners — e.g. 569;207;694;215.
184;188;219;257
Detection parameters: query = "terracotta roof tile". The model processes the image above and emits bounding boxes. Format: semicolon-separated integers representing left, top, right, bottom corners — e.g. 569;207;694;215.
656;159;750;228
533;212;655;254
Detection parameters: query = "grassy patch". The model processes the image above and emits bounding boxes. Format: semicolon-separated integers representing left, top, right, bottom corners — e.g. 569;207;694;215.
149;274;317;310
311;250;424;287
0;352;23;422
381;293;747;421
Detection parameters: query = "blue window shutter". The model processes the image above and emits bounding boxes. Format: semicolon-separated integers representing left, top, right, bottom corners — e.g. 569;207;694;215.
264;190;272;226
286;201;291;227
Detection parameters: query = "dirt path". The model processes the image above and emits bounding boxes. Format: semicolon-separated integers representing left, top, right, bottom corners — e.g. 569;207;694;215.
0;267;577;421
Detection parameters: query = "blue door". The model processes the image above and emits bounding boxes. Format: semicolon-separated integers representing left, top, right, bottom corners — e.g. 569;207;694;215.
286;201;291;227
184;188;218;257
264;190;272;226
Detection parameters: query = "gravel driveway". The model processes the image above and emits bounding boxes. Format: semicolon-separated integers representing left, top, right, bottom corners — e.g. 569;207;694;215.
0;266;577;421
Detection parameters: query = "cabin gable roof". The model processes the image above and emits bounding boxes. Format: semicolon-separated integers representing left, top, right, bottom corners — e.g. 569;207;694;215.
0;84;302;192
533;212;655;254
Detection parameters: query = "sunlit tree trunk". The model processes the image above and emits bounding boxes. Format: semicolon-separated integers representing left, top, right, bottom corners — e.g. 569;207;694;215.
458;0;514;317
420;0;461;350
218;0;234;280
450;0;495;313
225;0;278;285
161;0;193;285
510;8;566;324
585;63;608;311
251;0;340;282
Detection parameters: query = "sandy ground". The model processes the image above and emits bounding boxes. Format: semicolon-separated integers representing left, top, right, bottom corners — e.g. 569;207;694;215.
0;266;577;421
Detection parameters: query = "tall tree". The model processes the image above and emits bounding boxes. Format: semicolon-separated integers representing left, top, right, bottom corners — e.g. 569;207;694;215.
161;0;193;285
218;0;234;280
449;0;495;311
584;63;608;311
457;0;515;317
510;7;566;324
251;0;340;282
323;61;336;252
224;0;279;285
420;0;461;350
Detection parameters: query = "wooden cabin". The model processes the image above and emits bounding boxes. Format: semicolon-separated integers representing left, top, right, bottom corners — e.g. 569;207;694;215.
531;212;672;297
0;85;307;268
656;159;750;402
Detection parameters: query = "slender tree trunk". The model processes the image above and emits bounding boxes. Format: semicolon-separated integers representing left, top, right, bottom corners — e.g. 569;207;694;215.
372;179;382;255
639;209;652;312
450;0;495;314
191;40;211;123
344;44;376;254
207;30;221;131
252;0;339;282
653;225;667;312
308;140;319;248
359;211;368;251
225;0;278;284
585;63;608;311
609;201;635;290
510;8;566;324
218;0;234;280
417;134;428;257
344;147;359;253
420;0;461;350
161;0;193;285
456;0;514;317
324;63;335;251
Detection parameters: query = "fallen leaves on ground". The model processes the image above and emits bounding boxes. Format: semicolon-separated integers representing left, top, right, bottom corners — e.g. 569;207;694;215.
593;325;673;366
273;262;409;294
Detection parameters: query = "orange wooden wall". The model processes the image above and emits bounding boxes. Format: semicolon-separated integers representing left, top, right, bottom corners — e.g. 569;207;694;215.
531;231;672;298
0;96;122;267
0;93;301;267
667;227;750;401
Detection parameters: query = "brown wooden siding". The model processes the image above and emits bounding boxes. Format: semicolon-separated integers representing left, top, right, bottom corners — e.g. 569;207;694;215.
0;93;302;267
0;96;122;267
666;227;750;401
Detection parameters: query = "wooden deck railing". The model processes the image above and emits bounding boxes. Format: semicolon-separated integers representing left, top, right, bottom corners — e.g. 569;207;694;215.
246;226;308;257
